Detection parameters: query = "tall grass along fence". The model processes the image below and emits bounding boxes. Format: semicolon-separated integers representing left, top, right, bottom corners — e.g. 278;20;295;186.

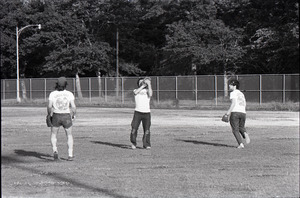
1;74;299;106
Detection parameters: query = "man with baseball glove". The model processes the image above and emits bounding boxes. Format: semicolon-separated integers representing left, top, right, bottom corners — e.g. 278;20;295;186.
47;77;76;161
223;79;250;148
130;77;153;150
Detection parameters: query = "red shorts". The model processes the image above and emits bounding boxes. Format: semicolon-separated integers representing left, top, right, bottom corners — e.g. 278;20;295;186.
52;113;72;129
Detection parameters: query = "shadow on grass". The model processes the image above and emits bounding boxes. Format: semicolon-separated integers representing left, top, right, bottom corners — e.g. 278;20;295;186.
1;155;134;198
91;141;132;149
176;139;236;148
14;149;53;161
14;149;74;161
2;155;23;165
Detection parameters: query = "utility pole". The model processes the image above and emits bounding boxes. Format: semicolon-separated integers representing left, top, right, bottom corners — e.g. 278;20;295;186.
16;24;41;102
116;27;119;97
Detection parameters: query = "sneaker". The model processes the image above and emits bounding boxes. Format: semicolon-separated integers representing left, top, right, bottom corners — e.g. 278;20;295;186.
131;144;136;150
244;132;250;144
237;143;244;149
53;152;59;160
67;156;74;161
145;146;151;149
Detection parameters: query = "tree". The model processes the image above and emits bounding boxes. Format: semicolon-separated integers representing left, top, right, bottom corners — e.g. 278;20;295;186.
0;0;37;79
39;1;114;99
216;0;299;74
89;0;149;76
162;1;245;76
0;0;45;100
1;0;298;85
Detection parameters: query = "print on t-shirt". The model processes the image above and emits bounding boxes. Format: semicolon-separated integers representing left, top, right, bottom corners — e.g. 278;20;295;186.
56;97;69;111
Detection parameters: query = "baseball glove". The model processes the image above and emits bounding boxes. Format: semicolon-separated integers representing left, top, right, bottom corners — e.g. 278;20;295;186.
46;115;53;127
141;77;151;88
143;77;151;82
221;114;229;123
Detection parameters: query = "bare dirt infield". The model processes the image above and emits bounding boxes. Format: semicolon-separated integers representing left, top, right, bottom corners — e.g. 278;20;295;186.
1;107;299;198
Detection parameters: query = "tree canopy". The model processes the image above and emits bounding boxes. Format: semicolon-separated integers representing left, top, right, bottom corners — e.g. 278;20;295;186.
0;0;298;79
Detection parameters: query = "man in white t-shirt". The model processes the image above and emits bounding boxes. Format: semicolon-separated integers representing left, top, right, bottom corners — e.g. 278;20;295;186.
47;77;76;160
130;77;153;149
225;80;250;149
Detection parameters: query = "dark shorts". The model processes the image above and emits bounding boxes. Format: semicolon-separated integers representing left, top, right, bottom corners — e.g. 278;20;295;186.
52;113;72;129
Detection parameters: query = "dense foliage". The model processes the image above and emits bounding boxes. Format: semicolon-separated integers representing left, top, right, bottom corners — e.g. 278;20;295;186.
0;0;298;79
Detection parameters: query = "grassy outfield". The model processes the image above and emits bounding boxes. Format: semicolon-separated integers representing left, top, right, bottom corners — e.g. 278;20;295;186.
1;98;299;111
1;107;299;198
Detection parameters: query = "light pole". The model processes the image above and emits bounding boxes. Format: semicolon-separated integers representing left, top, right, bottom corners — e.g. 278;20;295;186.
116;27;119;97
16;24;41;102
107;21;119;97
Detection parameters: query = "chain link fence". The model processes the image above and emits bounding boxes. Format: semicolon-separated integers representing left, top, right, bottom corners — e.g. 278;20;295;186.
1;74;299;105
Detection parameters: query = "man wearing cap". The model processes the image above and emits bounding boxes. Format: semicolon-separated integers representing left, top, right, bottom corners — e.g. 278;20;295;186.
225;79;250;149
47;77;76;161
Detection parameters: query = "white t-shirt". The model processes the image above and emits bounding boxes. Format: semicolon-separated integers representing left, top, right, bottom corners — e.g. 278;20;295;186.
134;89;150;113
49;90;75;114
230;89;246;114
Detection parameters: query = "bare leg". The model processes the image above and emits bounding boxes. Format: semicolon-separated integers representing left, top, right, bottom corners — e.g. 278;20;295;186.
51;127;60;153
64;127;73;157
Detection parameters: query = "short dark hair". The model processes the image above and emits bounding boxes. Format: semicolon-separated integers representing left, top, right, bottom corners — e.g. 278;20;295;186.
229;79;240;89
137;78;144;86
55;83;67;91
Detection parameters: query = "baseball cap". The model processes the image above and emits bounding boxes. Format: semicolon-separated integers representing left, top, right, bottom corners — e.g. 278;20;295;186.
57;77;67;86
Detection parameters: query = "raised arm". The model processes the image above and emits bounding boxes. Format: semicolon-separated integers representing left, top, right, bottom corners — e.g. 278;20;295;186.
144;79;153;97
133;84;147;95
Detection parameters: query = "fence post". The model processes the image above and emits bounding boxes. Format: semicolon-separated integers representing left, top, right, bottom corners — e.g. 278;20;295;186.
3;79;5;101
214;75;218;106
121;77;124;104
195;76;198;105
283;74;286;104
98;75;101;99
156;76;159;104
44;78;47;102
29;79;32;100
175;76;178;99
259;75;262;105
89;78;91;102
105;77;107;102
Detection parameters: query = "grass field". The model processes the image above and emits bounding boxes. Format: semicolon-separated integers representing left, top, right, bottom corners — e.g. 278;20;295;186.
1;107;299;198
